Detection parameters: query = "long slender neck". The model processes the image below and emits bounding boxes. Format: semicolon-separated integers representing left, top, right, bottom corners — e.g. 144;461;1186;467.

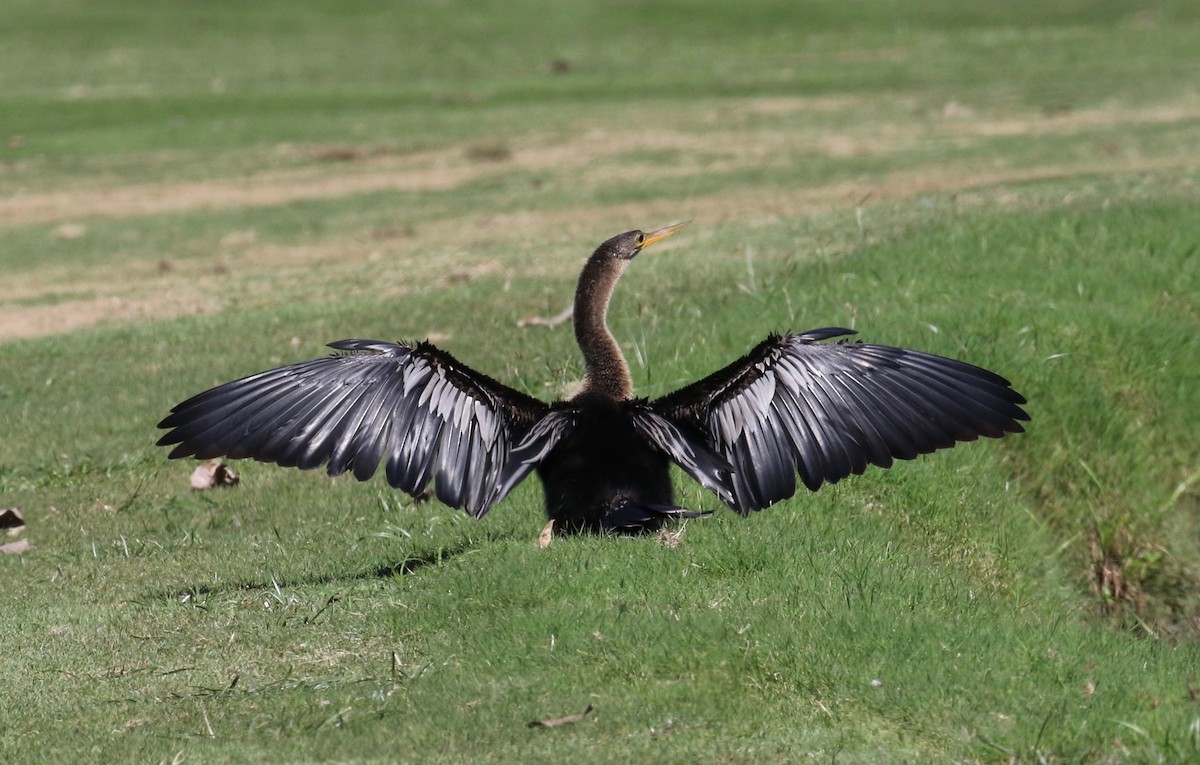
573;251;632;400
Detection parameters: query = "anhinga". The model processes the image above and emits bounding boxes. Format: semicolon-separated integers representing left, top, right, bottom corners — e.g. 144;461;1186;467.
158;223;1029;534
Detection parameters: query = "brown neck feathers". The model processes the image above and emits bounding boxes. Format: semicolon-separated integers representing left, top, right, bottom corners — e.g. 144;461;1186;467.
573;251;632;400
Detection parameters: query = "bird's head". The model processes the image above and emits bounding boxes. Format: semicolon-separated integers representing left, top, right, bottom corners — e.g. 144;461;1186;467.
599;222;689;260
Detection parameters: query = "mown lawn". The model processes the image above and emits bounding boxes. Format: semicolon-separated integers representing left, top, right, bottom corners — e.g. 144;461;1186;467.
2;1;1199;762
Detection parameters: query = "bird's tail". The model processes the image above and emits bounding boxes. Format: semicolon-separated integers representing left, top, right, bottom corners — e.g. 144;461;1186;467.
601;500;710;534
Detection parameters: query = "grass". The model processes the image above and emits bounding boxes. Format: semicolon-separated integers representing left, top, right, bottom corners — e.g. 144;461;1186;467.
3;1;1200;762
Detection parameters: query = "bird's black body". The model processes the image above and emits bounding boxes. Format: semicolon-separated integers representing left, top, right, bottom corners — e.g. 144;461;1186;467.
536;394;677;534
158;224;1029;535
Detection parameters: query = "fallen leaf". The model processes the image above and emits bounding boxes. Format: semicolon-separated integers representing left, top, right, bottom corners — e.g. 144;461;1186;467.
537;519;555;549
0;507;25;533
190;459;239;490
528;703;593;729
0;538;32;555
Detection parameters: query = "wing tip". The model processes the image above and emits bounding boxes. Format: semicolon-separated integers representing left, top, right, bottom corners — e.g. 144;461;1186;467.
326;339;404;354
795;327;858;343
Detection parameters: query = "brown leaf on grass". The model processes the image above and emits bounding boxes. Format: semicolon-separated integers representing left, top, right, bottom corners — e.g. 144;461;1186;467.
190;459;239;490
537;519;555;549
528;703;593;729
0;507;25;533
0;538;32;555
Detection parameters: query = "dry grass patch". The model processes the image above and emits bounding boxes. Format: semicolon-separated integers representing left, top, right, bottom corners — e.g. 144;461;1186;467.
4;94;1199;342
8;94;1199;228
4;151;1196;343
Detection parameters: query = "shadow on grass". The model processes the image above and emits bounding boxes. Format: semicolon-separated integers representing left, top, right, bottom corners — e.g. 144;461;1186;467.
152;537;484;603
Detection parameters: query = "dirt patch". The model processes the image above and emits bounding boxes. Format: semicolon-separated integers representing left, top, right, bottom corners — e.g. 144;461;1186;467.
0;293;215;341
0;152;476;226
3;95;1198;342
5;151;1192;345
946;101;1200;138
9;95;1198;229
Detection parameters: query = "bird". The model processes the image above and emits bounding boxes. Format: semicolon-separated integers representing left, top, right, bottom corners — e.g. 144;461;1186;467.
158;223;1029;535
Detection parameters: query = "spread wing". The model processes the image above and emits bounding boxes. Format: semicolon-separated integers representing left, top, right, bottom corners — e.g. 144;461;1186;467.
645;328;1030;513
157;339;555;518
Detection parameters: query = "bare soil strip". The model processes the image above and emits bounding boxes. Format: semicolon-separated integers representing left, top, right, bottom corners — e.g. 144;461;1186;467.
3;97;1198;227
3;152;1193;344
3;95;1198;342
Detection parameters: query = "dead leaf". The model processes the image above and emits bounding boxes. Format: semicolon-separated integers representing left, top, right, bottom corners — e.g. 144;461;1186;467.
190;459;239;490
528;703;593;729
0;538;32;555
537;519;555;549
0;507;25;533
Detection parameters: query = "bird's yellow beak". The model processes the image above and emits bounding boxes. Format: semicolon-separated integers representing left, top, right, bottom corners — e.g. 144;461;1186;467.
640;221;690;249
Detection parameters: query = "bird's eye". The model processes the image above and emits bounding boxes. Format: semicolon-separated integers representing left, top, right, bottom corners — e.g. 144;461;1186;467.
636;233;645;246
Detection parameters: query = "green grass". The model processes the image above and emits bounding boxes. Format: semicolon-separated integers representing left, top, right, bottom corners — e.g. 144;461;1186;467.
3;1;1200;763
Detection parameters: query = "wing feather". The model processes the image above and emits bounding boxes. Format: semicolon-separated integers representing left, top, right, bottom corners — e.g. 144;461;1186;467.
651;330;1029;512
495;411;575;503
158;339;549;517
628;407;735;505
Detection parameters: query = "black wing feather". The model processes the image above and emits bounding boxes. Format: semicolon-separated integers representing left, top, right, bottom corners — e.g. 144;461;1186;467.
650;329;1029;512
158;339;548;518
628;407;735;505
